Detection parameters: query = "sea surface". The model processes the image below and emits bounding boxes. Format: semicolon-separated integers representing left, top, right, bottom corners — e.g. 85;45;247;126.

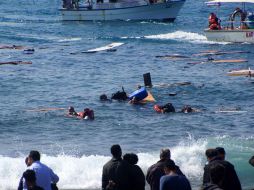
0;0;254;189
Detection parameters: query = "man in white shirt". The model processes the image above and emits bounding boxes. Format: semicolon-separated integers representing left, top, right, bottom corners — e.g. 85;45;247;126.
23;150;59;190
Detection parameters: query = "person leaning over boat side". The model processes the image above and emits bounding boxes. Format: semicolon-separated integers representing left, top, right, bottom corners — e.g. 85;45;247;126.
62;0;73;9
146;149;184;190
21;150;59;190
209;12;221;30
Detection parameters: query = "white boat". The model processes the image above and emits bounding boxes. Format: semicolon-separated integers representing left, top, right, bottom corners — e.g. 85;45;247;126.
60;0;185;21
204;0;254;43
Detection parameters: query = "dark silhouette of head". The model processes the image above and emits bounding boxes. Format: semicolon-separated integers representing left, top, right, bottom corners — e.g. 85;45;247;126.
123;153;138;165
162;103;175;113
164;159;176;174
23;169;37;187
181;105;193;113
216;147;226;160
210;163;225;186
100;94;108;101
29;150;40;162
68;106;75;112
111;144;122;159
160;148;171;160
205;149;218;161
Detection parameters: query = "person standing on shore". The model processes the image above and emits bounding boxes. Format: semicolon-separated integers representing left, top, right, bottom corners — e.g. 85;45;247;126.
102;144;131;190
160;160;191;190
23;169;44;190
203;148;242;190
146;149;184;190
123;153;145;190
21;150;59;190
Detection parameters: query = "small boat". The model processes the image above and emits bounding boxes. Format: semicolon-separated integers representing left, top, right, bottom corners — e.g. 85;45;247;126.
60;0;185;21
204;0;254;43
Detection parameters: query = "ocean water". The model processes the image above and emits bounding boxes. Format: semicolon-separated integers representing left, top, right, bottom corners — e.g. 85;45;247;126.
0;0;254;189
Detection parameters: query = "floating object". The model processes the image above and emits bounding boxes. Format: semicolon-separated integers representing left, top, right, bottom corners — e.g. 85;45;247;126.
156;54;190;59
60;0;185;21
0;45;24;50
143;72;152;87
204;0;254;43
227;68;254;76
169;93;177;96
82;42;124;53
193;50;251;56
23;48;35;54
142;91;156;102
0;61;32;65
188;59;248;65
153;82;191;88
26;108;66;112
128;87;148;101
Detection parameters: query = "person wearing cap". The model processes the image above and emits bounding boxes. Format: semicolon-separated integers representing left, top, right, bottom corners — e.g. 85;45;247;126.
146;149;184;190
21;150;59;190
160;160;191;190
202;148;242;190
102;144;131;190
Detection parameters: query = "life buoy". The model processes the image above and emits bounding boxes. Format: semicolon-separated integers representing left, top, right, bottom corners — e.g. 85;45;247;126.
154;105;163;113
230;8;246;22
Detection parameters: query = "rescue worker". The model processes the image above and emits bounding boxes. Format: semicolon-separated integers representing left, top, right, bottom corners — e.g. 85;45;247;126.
209;12;221;30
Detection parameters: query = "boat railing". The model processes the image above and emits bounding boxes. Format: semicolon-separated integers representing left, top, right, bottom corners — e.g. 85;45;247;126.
93;0;148;9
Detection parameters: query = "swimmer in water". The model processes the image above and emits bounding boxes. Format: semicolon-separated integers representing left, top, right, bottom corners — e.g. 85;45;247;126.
68;106;78;116
78;108;95;120
181;105;200;113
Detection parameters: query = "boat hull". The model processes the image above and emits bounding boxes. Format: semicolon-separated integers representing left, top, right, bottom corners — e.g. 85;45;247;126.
204;29;254;43
60;1;185;21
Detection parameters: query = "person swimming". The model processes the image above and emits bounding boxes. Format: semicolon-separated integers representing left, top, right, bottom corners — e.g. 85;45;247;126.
68;106;78;116
78;108;95;120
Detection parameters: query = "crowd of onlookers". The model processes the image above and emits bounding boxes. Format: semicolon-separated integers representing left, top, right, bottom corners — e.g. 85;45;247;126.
19;146;254;190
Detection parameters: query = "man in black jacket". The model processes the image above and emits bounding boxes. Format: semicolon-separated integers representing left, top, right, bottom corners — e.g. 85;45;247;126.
123;153;145;190
102;144;131;190
203;148;242;190
146;148;184;190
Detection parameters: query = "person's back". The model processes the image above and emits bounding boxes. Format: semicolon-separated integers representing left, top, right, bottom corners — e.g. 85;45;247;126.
102;145;130;190
160;160;191;190
25;151;59;190
146;149;184;190
28;161;58;190
123;153;145;190
203;149;241;190
160;175;191;190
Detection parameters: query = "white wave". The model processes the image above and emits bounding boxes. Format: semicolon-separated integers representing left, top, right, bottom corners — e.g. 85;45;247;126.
58;37;82;42
144;31;228;44
0;139;208;190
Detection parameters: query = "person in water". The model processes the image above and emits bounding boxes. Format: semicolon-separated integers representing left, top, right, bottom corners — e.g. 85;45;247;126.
100;94;111;102
68;106;78;116
154;103;175;113
209;12;221;30
78;108;95;120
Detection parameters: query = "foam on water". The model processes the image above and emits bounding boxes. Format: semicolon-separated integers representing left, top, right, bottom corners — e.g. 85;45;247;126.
0;139;207;190
144;31;229;44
